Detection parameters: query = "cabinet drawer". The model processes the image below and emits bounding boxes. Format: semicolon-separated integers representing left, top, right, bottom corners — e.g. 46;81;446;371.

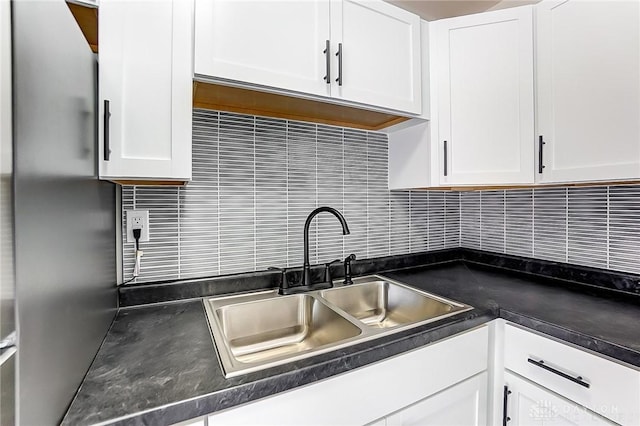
504;324;640;425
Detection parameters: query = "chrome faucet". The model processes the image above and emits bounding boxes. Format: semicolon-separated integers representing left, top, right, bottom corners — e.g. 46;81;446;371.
302;206;350;287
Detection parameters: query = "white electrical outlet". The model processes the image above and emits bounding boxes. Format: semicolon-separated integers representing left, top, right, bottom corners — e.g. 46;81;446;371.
126;210;150;243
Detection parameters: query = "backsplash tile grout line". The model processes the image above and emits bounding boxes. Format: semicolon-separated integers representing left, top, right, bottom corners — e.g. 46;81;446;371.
606;186;610;269
458;192;461;245
286;119;293;269
177;187;181;278
366;132;370;259
252;116;257;272
565;187;569;263
528;188;533;258
503;190;506;254
216;111;221;276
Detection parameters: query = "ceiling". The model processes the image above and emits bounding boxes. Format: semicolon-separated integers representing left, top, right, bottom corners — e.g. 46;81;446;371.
386;0;541;21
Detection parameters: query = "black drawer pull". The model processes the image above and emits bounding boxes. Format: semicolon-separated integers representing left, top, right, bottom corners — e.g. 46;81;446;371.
104;99;111;161
335;42;343;86
527;358;590;388
538;135;545;174
502;385;512;426
443;140;448;177
323;40;331;84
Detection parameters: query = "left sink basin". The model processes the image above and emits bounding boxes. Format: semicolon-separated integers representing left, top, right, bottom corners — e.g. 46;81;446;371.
204;292;362;377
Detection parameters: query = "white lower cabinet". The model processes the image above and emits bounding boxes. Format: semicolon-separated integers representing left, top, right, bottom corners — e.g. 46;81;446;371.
207;326;489;425
504;372;614;426
385;372;488;426
503;324;640;426
174;321;639;426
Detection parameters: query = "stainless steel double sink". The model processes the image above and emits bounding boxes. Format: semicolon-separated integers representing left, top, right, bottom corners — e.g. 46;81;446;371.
203;275;473;377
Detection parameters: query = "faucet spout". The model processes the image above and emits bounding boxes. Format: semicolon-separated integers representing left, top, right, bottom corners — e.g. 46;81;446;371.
303;206;350;286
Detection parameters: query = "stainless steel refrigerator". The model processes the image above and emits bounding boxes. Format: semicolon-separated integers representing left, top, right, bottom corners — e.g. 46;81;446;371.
1;1;17;424
2;0;118;424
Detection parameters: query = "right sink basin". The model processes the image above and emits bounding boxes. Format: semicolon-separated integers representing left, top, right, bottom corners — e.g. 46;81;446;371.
319;278;468;329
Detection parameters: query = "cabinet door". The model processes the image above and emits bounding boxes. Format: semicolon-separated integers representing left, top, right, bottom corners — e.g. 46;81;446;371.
208;327;488;425
504;372;615;426
99;0;192;181
330;0;422;114
434;7;534;185
536;0;640;183
194;0;330;97
387;372;488;426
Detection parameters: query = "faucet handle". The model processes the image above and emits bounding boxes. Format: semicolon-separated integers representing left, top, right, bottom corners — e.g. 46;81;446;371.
268;267;289;293
324;259;341;284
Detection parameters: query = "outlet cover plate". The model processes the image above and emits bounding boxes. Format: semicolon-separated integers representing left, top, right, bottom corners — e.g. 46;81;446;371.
126;210;150;243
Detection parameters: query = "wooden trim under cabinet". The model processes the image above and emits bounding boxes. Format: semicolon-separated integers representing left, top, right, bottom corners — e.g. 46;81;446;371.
110;180;189;186
410;179;640;191
66;1;98;53
193;81;410;131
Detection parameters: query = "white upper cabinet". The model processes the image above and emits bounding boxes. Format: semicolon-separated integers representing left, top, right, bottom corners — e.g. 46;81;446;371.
432;6;535;186
99;0;192;182
193;0;422;115
536;0;640;183
193;0;331;97
330;0;422;114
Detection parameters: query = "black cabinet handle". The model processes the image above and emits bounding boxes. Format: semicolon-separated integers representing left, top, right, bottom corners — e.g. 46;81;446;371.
502;385;512;426
104;99;111;161
443;140;448;176
323;40;331;84
538;135;545;174
527;358;590;388
335;43;343;86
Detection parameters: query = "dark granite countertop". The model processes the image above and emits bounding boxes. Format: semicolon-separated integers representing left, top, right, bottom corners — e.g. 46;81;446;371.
62;260;640;426
387;262;640;365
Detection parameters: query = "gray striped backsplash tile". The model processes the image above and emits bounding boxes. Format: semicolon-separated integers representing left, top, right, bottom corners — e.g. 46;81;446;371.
461;185;640;275
122;110;458;283
460;192;480;250
123;110;640;283
505;189;533;258
609;185;640;273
